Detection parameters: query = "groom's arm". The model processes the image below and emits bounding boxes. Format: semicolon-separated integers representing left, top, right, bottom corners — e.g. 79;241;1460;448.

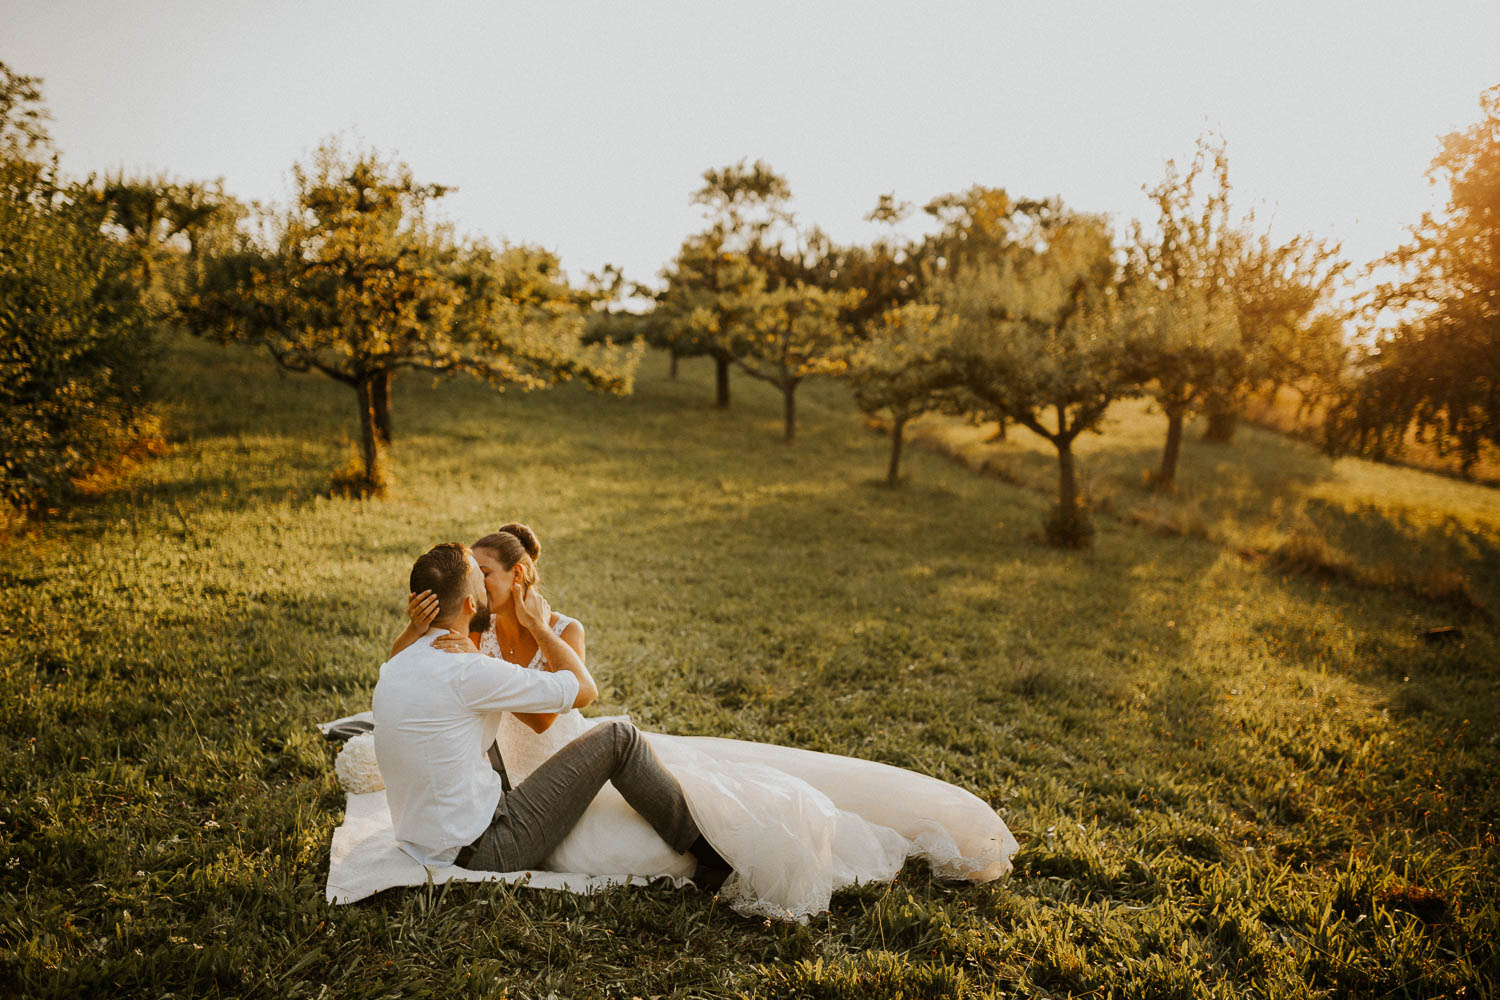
457;651;583;716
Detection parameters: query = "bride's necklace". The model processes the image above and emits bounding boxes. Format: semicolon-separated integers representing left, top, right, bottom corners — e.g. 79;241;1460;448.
494;620;527;660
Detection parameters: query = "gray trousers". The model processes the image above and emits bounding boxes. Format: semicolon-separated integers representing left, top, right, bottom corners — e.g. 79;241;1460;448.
456;719;700;872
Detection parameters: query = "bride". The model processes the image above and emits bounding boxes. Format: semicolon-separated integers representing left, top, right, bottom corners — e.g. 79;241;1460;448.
395;522;1019;921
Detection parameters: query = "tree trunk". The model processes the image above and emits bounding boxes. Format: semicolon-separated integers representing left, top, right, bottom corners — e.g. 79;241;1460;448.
1039;405;1093;547
372;368;393;445
1058;441;1079;516
782;383;797;442
886;415;907;486
1204;397;1238;443
714;355;731;408
1156;408;1184;492
356;377;384;483
668;348;679;380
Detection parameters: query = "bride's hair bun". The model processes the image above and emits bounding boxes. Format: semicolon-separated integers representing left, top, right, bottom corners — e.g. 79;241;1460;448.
496;522;540;561
472;521;541;571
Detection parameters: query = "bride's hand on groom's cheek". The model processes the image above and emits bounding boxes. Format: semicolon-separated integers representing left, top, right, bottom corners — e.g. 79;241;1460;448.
432;630;478;655
514;580;550;633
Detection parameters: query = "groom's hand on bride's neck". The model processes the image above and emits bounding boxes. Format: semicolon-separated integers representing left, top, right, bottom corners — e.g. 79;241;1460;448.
431;630;478;655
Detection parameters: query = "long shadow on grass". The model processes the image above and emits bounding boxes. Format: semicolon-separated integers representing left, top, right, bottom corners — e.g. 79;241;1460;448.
950;414;1499;621
1306;497;1500;611
931;412;1343;513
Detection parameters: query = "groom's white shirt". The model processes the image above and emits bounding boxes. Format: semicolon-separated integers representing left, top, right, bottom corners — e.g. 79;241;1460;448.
372;629;580;867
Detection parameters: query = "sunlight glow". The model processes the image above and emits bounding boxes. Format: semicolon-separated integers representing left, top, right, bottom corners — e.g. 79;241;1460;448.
5;0;1497;297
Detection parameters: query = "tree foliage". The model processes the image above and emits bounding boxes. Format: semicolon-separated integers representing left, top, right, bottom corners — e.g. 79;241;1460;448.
0;63;155;514
1124;136;1243;491
728;270;863;442
99;174;230;311
921;187;1058;281
1329;85;1500;474
809;195;924;343
180;138;639;492
1205;227;1347;444
1125;136;1347;484
650;160;798;407
693;158;792;252
934;204;1136;546
841;302;960;485
0;62;51;155
652;231;764;403
1233;231;1347;401
652;159;864;426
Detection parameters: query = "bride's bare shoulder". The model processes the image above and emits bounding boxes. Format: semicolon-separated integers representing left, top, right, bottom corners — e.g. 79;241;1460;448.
553;613;585;658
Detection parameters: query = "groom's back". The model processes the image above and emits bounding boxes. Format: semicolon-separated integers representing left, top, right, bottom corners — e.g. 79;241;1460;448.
372;634;502;866
373;638;470;730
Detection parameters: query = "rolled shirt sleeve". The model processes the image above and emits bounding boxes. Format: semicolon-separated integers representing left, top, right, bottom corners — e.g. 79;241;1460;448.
455;654;579;715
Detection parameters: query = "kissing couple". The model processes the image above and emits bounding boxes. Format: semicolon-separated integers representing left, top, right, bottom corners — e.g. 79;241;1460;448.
372;523;1019;920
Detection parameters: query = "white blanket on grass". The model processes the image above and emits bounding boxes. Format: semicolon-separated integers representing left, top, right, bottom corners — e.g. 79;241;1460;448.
326;785;683;904
320;712;689;905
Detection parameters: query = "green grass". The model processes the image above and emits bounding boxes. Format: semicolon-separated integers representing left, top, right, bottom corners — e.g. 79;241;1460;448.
909;402;1500;614
2;335;1496;998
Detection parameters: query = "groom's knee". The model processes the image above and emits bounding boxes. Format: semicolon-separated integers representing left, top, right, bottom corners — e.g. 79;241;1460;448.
601;719;638;755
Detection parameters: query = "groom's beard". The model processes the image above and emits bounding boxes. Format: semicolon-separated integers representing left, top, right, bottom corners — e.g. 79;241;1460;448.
468;599;492;634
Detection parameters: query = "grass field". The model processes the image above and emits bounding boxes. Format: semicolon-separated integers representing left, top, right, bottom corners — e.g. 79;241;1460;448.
2;335;1496;998
904;399;1500;617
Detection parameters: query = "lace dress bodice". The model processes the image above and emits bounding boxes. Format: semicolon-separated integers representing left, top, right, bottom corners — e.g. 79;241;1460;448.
481;614;588;782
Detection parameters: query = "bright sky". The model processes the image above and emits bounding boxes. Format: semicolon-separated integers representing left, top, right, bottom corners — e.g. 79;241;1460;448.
5;0;1498;300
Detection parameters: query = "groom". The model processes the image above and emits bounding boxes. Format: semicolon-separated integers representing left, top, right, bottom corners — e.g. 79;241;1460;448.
372;542;729;884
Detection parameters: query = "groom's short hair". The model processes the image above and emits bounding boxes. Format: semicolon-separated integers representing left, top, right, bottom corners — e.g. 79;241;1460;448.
409;542;474;618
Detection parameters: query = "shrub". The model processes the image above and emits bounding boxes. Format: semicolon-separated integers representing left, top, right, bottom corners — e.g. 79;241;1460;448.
0;157;155;515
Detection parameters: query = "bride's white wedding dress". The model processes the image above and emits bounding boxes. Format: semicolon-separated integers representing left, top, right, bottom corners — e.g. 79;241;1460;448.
482;615;1020;922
